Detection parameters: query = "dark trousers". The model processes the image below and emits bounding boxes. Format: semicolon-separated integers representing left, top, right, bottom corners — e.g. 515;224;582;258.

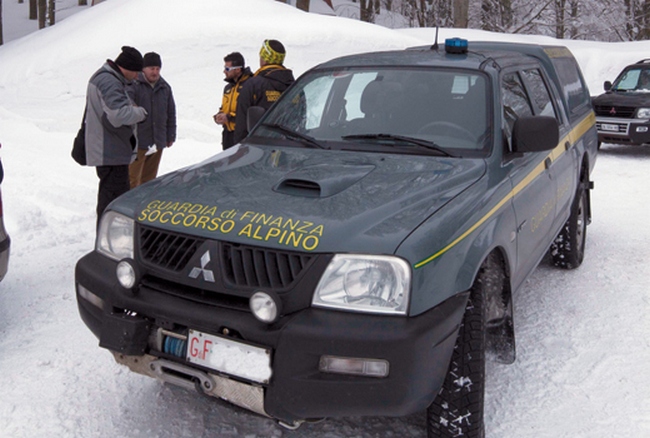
96;165;130;226
222;129;235;150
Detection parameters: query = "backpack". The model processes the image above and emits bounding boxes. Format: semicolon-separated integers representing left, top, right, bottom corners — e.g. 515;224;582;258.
71;107;87;165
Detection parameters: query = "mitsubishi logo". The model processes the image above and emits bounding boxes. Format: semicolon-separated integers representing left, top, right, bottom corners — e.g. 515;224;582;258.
609;107;617;115
189;250;215;282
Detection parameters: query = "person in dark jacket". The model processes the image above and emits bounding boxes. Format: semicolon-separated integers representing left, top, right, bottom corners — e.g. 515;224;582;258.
127;52;177;188
213;52;252;150
84;46;147;224
233;40;295;144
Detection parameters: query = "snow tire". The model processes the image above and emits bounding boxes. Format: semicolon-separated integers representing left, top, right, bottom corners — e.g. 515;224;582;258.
551;179;587;269
426;254;497;438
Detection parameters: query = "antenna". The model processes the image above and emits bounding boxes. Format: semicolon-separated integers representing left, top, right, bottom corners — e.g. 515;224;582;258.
431;25;439;51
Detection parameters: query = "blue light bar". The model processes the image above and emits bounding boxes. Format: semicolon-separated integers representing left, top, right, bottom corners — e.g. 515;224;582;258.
445;38;468;54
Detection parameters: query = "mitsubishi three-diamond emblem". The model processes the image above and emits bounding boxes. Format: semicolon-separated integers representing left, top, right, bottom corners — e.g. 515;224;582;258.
189;250;215;282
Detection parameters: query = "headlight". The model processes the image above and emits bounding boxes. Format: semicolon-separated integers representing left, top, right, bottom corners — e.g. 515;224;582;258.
96;211;134;261
636;107;650;119
312;254;411;315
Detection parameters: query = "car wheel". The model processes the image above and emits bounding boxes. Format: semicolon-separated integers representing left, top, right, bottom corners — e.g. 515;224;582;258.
426;255;498;438
550;181;587;269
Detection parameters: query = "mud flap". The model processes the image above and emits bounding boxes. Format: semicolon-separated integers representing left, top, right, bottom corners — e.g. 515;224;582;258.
486;310;516;364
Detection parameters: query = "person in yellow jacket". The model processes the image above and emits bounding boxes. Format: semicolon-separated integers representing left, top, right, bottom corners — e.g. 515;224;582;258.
213;52;252;150
233;40;295;145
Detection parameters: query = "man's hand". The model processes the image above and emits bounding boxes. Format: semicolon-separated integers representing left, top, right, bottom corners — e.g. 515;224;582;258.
213;112;227;125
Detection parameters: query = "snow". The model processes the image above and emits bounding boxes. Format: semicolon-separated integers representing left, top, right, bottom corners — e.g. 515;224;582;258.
0;0;649;437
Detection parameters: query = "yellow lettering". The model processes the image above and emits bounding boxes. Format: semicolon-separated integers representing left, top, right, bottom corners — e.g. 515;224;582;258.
239;223;253;237
221;220;235;233
183;214;197;227
208;217;222;231
302;235;319;251
159;211;173;224
195;215;209;229
171;212;183;225
286;231;302;248
265;228;281;241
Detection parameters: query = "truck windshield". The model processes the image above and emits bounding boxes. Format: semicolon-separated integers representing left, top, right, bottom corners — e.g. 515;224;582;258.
251;67;490;154
612;68;650;92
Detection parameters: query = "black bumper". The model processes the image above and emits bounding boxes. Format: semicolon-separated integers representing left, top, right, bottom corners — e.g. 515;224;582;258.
596;119;650;145
75;251;467;423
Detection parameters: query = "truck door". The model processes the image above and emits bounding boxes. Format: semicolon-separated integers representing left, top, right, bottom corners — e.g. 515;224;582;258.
519;67;577;250
502;70;558;287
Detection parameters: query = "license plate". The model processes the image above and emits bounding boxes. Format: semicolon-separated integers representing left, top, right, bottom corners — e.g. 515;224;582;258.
186;329;272;384
601;123;619;132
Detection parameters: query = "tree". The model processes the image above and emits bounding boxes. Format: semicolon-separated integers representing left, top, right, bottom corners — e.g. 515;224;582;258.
0;0;3;46
296;0;310;12
454;0;470;28
48;0;55;26
30;0;37;20
38;0;46;29
79;0;88;5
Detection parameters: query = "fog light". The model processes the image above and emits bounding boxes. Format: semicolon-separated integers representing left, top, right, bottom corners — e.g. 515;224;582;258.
637;126;649;132
116;258;139;290
250;291;281;323
319;355;389;378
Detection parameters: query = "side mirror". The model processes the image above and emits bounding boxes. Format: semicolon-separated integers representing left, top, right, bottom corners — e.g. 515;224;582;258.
512;116;559;153
247;106;266;132
604;80;612;91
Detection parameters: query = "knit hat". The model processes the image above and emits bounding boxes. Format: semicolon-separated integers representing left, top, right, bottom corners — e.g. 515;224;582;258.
115;46;144;72
143;52;162;68
259;40;286;65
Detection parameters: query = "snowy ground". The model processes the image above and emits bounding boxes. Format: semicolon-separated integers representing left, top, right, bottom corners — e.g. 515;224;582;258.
0;0;648;437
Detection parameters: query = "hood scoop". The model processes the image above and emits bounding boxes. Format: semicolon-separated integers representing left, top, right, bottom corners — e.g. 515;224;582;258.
274;163;376;198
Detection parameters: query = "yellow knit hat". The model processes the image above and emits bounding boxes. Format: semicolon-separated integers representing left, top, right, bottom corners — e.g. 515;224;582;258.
259;40;286;65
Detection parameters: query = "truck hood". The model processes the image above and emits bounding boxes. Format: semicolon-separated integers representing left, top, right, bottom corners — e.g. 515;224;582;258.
592;91;650;108
114;145;486;254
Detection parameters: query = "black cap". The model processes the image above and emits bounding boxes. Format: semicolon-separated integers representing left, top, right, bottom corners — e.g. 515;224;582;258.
143;52;162;68
115;46;144;72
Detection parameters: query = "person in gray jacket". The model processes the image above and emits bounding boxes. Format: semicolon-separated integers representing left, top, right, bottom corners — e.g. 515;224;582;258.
128;52;177;188
84;46;148;224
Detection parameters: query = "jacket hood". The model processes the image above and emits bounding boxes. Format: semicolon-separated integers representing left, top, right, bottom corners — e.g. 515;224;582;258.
113;145;486;255
257;65;294;88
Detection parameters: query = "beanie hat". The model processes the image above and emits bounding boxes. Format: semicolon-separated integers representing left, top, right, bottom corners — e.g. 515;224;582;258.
143;52;162;68
115;46;144;72
259;40;286;65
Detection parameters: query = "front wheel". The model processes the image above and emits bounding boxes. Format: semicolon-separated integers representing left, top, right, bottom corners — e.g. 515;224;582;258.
426;255;500;438
551;181;588;269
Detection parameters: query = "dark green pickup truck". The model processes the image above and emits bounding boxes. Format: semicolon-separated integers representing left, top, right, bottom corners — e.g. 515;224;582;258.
75;39;598;437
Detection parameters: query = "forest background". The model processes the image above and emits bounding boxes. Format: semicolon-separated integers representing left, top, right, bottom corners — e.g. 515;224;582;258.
1;0;649;45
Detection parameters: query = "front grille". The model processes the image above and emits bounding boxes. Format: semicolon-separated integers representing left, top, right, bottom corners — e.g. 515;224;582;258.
139;226;204;272
222;242;313;289
138;225;315;291
594;105;636;118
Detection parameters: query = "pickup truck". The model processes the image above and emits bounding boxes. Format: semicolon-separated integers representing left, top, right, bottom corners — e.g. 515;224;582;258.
75;38;598;437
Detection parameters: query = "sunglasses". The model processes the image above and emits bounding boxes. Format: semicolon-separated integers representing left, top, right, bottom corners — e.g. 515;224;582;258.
224;66;242;72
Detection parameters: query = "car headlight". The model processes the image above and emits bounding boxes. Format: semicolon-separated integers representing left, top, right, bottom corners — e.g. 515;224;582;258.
96;211;134;261
312;254;411;315
636;107;650;119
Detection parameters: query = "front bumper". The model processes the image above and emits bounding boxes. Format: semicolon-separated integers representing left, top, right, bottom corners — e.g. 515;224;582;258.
75;251;467;423
596;116;650;145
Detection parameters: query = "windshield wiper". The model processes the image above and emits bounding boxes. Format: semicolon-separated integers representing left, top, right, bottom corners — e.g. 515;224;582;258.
342;133;453;157
261;123;326;149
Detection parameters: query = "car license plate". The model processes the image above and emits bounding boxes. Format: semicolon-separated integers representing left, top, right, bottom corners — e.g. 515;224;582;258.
186;329;272;383
601;123;619;132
